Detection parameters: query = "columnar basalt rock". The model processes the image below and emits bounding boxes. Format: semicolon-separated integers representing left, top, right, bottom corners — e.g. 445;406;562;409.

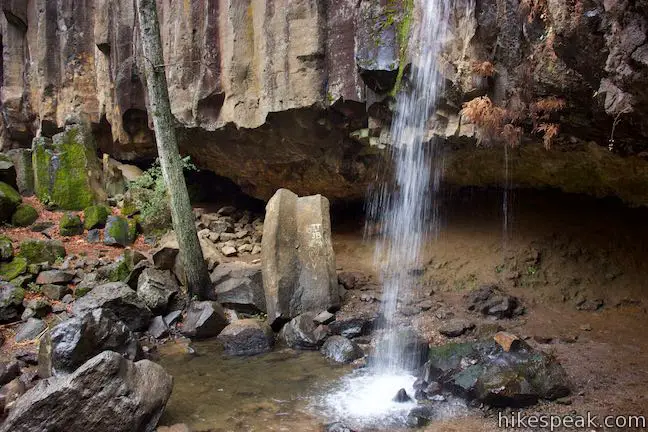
0;1;648;204
262;189;340;327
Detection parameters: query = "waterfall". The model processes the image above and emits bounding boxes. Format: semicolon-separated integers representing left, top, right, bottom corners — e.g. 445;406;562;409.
317;1;457;427
367;0;451;373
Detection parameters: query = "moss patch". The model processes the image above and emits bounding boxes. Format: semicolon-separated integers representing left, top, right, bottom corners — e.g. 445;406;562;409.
18;239;66;264
0;181;22;222
11;204;39;227
83;205;111;229
0;257;28;281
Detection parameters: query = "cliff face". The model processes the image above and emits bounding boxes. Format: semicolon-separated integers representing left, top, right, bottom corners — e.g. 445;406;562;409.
1;0;648;203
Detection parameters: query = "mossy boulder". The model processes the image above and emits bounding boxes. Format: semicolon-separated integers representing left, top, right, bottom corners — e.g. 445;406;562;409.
18;239;66;264
0;257;28;281
0;181;22;222
84;205;111;229
11;204;39;227
0;235;13;261
32;125;106;210
59;213;84;236
104;216;133;247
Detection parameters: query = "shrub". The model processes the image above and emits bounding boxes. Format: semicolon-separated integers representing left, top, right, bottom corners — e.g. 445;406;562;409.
126;156;196;234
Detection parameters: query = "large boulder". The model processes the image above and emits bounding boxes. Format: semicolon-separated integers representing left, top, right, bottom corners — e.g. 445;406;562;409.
38;308;141;378
84;204;111;229
180;301;228;339
210;261;266;313
17;239;66;264
278;313;328;350
32;125;106;210
72;282;152;331
10;204;38;227
0;182;21;223
217;319;274;356
262;189;339;327
136;268;180;314
0;283;25;322
421;338;571;407
59;213;84;236
0;351;173;432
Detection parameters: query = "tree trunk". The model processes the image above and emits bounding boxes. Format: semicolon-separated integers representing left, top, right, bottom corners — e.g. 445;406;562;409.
136;0;212;299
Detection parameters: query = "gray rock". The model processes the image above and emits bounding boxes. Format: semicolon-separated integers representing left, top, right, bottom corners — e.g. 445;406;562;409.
328;316;374;339
72;282;152;331
210;261;266;313
393;388;412;403
164;310;182;326
23;297;51;317
0;283;25;322
38;308;141;378
41;284;71;301
20;308;35;321
15;318;46;342
180;301;228;339
137;268;180;314
262;189;340;327
35;270;75;285
217;319;274;356
439;319;475;338
87;229;101;243
279;313;328;350
103;216;133;247
221;245;237;257
1;351;173;432
466;285;524;319
314;310;335;325
0;361;20;386
0;236;13;262
321;336;363;363
148;316;169;339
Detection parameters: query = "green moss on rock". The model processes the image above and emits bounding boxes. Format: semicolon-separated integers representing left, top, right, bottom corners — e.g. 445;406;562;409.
0;181;22;222
18;239;66;264
0;257;28;281
32;125;105;210
83;205;111;229
104;215;132;247
59;213;84;236
11;204;39;227
0;235;13;261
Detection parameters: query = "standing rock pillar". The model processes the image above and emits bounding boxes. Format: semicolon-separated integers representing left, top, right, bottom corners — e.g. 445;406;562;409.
262;189;339;328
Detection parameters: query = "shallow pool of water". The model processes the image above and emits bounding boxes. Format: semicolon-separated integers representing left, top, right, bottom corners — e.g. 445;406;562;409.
158;340;353;431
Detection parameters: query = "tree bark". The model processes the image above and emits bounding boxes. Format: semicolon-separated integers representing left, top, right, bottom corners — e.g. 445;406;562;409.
136;0;211;299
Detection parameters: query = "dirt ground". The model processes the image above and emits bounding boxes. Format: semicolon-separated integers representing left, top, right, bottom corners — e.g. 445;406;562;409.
332;188;648;431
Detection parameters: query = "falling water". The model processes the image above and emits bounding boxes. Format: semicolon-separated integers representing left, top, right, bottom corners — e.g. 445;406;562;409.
316;1;457;427
367;0;451;372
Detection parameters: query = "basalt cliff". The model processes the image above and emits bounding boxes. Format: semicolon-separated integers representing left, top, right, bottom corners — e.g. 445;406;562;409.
1;0;648;203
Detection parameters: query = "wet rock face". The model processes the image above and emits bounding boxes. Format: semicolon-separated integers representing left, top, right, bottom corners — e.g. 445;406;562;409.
217;319;275;356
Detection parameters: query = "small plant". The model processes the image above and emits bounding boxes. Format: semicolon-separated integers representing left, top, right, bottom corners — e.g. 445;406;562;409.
527;266;538;276
127;156;197;234
531;97;566;149
495;264;505;274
